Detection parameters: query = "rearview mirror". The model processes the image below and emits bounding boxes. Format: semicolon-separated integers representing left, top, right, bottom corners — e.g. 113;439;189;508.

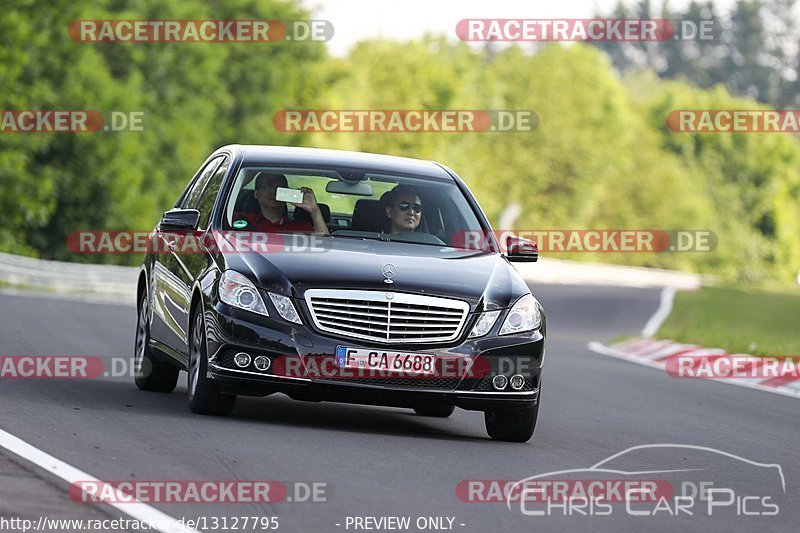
159;209;200;231
506;234;538;262
326;180;373;196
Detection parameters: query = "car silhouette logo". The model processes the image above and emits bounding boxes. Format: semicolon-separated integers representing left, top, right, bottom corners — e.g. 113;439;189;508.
503;443;786;511
382;264;396;284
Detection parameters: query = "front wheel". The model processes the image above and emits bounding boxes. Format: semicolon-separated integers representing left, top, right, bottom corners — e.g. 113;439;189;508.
134;292;179;393
484;402;539;443
188;307;236;416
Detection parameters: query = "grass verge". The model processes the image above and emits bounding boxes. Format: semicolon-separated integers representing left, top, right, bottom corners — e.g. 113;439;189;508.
657;285;800;357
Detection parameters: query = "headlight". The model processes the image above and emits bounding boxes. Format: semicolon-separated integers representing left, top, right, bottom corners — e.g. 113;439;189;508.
468;310;500;338
499;294;541;335
218;270;269;316
269;293;302;324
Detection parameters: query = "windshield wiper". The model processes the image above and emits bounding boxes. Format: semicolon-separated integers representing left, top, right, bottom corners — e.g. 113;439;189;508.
387;237;441;247
330;232;389;243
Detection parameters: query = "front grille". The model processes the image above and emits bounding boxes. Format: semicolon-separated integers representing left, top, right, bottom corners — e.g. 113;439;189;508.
304;289;470;344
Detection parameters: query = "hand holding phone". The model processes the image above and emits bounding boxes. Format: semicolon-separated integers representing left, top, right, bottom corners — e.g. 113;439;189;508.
275;187;304;203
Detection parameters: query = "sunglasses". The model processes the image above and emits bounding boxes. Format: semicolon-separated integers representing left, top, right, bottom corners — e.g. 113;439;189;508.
396;202;423;214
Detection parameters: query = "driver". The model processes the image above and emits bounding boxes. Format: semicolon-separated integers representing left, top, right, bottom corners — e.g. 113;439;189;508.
384;185;423;234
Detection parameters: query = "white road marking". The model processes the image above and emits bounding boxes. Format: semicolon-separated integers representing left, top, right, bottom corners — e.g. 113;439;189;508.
632;343;692;361
641;286;676;337
0;287;134;306
0;428;199;533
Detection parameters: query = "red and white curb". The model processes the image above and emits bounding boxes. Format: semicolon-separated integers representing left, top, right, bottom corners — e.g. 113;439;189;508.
589;285;800;399
588;337;800;400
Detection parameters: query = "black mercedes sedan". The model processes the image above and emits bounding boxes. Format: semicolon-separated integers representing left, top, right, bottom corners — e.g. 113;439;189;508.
134;145;545;442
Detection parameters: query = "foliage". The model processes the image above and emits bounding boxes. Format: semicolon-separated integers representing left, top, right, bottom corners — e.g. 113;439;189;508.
658;284;800;356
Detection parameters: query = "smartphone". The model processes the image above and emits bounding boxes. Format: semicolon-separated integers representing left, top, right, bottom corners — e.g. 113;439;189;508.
275;187;304;203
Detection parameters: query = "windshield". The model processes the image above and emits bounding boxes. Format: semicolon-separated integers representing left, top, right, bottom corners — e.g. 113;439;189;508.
223;165;488;248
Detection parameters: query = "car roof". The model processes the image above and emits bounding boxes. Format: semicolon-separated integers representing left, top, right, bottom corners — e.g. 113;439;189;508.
222;145;454;179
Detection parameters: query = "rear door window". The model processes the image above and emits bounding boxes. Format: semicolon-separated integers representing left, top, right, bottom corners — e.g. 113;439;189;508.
196;158;230;229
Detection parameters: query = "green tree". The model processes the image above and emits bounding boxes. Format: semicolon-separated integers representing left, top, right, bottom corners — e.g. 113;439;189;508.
0;0;326;264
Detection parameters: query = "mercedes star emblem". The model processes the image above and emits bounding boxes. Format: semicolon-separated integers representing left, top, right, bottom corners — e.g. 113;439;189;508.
382;264;396;284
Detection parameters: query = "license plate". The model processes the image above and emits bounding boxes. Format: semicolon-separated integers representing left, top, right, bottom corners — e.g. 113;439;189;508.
336;346;435;375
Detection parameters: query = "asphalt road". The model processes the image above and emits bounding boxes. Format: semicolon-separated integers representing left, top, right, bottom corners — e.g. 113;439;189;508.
0;285;797;533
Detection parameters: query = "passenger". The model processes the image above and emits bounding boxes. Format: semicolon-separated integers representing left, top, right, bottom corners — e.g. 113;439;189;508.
234;172;328;234
384;185;423;234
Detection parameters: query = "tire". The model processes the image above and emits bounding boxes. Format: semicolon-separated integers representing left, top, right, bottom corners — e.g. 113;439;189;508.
484;402;539;443
134;292;179;393
413;404;455;418
188;307;236;416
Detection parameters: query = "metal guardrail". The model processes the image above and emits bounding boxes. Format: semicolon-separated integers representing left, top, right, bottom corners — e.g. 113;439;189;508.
0;252;137;300
515;258;705;290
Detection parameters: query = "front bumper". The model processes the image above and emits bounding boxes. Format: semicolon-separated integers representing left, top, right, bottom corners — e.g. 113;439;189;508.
204;301;544;412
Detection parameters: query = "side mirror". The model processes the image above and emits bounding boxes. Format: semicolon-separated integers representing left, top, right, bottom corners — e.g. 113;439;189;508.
159;209;200;231
506;234;538;262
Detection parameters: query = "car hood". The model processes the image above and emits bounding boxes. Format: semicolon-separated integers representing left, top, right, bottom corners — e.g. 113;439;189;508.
220;233;530;311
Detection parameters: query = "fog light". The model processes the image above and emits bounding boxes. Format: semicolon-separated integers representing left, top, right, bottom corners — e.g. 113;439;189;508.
233;352;251;368
492;375;508;390
509;374;525;390
253;356;271;372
